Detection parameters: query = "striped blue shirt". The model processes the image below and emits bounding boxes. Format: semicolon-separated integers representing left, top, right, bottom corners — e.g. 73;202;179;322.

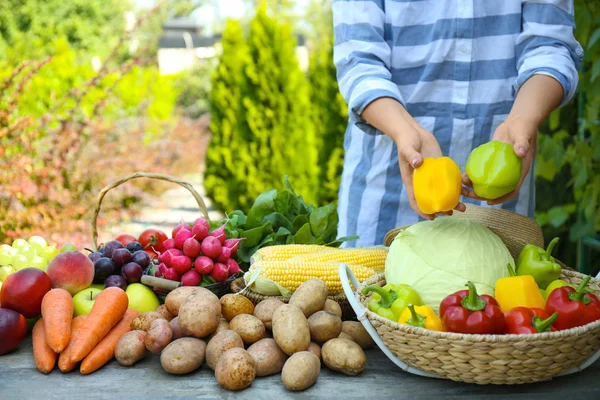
333;0;583;247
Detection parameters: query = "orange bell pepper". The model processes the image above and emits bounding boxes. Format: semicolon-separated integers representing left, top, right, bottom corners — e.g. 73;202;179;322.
413;157;462;215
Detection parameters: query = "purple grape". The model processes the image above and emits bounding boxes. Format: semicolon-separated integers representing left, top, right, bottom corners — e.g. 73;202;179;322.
103;240;124;259
131;250;150;269
88;252;103;264
126;242;143;253
121;262;143;284
112;248;132;269
104;275;128;291
93;257;116;284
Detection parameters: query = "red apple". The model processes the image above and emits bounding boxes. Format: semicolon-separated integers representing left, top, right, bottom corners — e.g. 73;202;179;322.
0;307;27;355
0;268;51;318
46;251;95;296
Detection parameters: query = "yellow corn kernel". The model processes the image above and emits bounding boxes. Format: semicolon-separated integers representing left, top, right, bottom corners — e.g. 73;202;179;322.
251;245;328;263
290;247;387;271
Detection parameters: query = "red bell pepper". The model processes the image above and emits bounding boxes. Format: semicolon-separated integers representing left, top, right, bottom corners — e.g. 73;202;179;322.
439;281;505;334
545;275;600;331
504;307;558;334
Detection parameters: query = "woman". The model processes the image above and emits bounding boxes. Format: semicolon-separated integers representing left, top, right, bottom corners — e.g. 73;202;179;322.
333;0;583;247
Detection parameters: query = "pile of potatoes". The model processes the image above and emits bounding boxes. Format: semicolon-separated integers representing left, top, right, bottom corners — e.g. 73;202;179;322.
114;280;374;392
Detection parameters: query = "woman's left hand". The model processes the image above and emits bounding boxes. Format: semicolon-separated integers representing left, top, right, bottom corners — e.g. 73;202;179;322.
462;115;538;205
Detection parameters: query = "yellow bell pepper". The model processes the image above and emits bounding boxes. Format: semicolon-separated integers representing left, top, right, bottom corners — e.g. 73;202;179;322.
495;264;546;313
413;157;462;215
398;304;445;331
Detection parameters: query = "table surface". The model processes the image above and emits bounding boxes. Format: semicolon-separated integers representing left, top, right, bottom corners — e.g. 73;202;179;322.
1;338;600;400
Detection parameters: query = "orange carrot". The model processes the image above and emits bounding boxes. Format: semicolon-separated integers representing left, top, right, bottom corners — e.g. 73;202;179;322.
58;315;87;372
33;319;57;374
80;308;139;374
69;287;129;363
41;288;74;353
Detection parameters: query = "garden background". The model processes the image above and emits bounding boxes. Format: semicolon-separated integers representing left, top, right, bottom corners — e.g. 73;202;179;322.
1;0;599;275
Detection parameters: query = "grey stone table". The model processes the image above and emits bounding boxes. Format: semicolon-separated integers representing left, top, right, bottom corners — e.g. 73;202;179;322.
1;338;599;400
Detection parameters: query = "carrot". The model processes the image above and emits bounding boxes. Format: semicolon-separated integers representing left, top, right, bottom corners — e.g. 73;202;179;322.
80;308;140;374
69;287;129;363
58;315;87;372
41;288;74;353
33;319;57;374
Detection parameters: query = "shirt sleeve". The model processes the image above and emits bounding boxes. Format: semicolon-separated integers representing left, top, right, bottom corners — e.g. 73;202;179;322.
332;0;403;134
514;1;584;107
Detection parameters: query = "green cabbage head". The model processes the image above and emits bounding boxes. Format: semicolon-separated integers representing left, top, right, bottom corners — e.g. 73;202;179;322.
385;217;513;313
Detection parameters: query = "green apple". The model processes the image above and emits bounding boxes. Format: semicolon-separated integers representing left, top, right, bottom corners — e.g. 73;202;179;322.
73;287;103;316
11;238;28;250
125;283;160;313
88;283;105;291
60;243;78;253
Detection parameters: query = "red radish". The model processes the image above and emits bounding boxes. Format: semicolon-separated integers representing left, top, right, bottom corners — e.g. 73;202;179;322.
163;238;176;250
192;219;210;241
174;229;194;249
172;221;191;238
163;268;181;281
181;269;201;286
210;225;227;244
158;262;168;275
183;237;202;258
211;263;229;282
194;256;214;274
226;259;241;276
201;236;222;259
154;270;162;277
171;255;192;275
223;238;245;255
217;246;232;263
158;248;183;267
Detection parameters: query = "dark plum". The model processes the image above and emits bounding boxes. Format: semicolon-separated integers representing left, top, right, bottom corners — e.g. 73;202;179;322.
88;252;103;264
121;262;143;284
104;275;128;291
93;257;116;284
131;250;150;269
126;241;143;253
103;240;124;259
111;248;132;269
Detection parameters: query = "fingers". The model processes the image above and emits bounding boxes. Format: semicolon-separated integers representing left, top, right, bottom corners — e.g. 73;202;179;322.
462;174;472;188
512;136;530;159
400;146;423;169
453;202;466;212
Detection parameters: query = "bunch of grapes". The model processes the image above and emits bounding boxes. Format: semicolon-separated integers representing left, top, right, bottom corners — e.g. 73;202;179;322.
88;240;151;290
0;236;61;286
153;218;243;286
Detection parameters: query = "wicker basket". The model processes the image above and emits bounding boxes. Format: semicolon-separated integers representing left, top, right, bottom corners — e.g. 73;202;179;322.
340;205;600;385
230;277;356;321
91;171;235;298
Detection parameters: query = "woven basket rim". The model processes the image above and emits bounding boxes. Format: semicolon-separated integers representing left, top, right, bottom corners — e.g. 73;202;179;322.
358;270;600;342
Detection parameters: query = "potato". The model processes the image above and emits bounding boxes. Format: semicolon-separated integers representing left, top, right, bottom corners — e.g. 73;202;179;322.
178;288;222;338
338;332;354;341
206;330;244;370
342;321;374;349
308;311;342;343
215;348;256;391
229;314;266;345
115;330;148;366
289;279;328;317
322;299;342;319
160;338;206;375
155;304;174;321
145;318;173;353
220;294;255;321
307;342;321;359
247;338;287;376
207;318;230;341
254;298;284;330
165;286;201;316
130;311;164;331
281;351;320;391
321;338;366;376
170;317;184;340
272;304;311;355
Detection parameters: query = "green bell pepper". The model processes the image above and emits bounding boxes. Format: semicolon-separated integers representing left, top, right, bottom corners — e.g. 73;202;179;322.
543;278;596;300
465;140;522;200
362;283;422;322
516;237;561;290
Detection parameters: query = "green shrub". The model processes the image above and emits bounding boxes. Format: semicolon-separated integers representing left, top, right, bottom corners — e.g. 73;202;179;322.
206;4;318;212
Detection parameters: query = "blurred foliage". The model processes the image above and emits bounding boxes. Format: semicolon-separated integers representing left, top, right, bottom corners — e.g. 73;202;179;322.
534;1;600;273
206;3;318;212
175;57;218;119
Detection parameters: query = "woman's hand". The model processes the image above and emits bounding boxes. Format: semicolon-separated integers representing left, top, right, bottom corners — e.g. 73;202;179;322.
462;115;538;205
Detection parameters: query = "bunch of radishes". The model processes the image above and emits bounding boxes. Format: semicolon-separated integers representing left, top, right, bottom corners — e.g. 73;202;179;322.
154;218;243;286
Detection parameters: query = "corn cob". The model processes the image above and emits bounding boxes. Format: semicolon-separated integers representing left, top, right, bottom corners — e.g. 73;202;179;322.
290;247;387;271
245;260;376;295
251;244;328;264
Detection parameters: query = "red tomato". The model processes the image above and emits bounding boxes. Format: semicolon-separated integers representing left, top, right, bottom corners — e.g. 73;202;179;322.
138;229;168;256
115;234;138;246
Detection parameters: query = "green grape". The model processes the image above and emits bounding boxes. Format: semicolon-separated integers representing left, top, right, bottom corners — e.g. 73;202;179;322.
18;244;36;262
60;243;78;253
0;248;13;266
28;235;48;253
0;265;15;281
30;255;47;270
0;244;16;256
12;254;30;270
12;238;28;250
40;245;59;263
